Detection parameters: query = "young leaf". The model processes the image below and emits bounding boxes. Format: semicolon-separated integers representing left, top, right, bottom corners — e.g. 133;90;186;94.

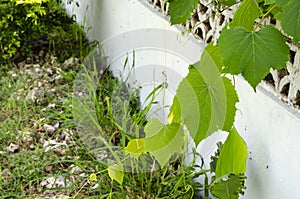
144;118;185;167
125;138;145;159
210;173;246;199
230;0;261;30
168;50;238;145
215;128;248;178
219;25;290;89
108;163;124;185
278;0;300;43
168;0;199;25
87;173;97;184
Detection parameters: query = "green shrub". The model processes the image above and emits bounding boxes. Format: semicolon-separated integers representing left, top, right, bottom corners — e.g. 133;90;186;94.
0;0;91;64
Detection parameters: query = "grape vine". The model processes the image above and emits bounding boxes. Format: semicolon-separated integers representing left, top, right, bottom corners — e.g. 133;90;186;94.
108;0;298;198
156;0;297;198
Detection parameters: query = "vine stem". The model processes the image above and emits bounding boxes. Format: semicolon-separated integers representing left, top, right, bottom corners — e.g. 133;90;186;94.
162;0;167;121
254;3;277;31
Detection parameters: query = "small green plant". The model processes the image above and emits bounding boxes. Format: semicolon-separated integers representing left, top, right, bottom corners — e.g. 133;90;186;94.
0;0;94;64
72;49;219;197
0;0;47;60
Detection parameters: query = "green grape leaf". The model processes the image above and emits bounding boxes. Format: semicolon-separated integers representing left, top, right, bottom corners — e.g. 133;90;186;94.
275;0;287;7
168;96;181;124
108;163;124;185
267;4;283;16
222;77;239;132
215;128;248;178
278;0;300;43
264;0;276;4
205;43;239;131
219;25;290;89
231;0;261;30
168;0;199;25
210;173;246;199
125;138;145;159
168;49;238;145
205;42;224;72
220;0;237;7
144;118;185;167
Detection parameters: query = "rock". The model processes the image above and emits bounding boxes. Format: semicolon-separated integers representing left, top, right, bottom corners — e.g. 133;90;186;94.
7;71;18;78
43;140;67;152
40;176;72;189
43;124;56;134
5;143;19;153
54;123;59;129
34;65;41;73
63;57;79;69
34;195;69;199
91;183;99;189
47;103;56;108
58;130;72;143
22;131;33;143
46;68;53;75
69;164;82;174
29;144;35;150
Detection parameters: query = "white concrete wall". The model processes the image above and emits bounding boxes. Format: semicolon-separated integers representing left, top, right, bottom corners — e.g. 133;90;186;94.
64;0;300;198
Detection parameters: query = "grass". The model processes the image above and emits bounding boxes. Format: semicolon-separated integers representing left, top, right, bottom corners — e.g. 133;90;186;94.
0;2;204;198
0;54;202;198
0;56;76;198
